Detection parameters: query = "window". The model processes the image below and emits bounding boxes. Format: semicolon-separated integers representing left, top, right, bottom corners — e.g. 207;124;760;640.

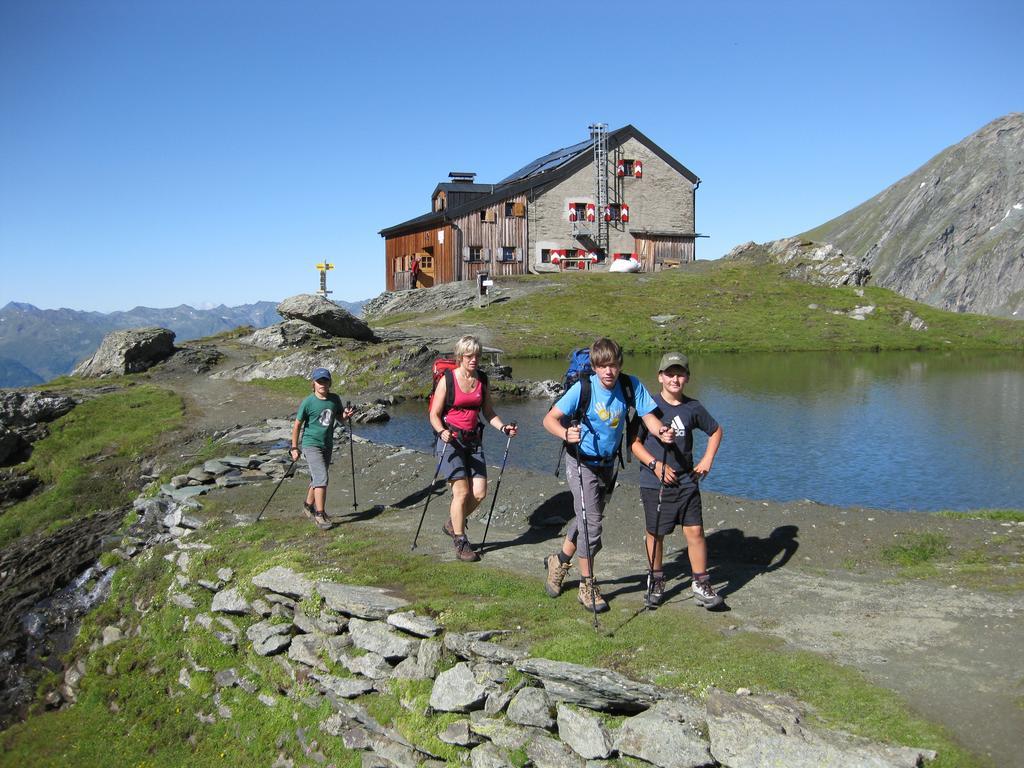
501;247;516;262
469;246;483;262
573;203;587;221
607;204;621;222
540;248;551;264
419;255;433;269
504;202;515;217
622;160;634;176
479;210;487;222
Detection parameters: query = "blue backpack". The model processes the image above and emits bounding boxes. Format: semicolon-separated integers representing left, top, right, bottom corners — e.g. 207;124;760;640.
554;348;637;472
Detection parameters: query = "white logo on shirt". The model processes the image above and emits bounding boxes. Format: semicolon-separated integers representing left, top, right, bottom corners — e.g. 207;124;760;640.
318;408;334;428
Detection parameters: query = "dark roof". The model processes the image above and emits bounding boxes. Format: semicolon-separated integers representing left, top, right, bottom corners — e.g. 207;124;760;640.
431;182;498;198
380;125;700;238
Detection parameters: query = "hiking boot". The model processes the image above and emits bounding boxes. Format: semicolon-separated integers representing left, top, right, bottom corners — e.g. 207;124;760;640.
645;572;666;608
578;577;609;613
453;535;480;562
692;577;723;608
544;554;572;598
442;517;469;540
303;501;315;519
312;510;334;531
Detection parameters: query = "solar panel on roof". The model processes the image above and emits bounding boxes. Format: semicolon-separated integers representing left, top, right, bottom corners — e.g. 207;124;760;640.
497;138;594;184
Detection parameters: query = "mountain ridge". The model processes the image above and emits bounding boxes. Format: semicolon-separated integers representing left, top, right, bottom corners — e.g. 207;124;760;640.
800;112;1024;317
0;298;366;386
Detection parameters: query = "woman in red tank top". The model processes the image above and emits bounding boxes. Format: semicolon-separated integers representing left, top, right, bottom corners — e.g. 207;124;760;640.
429;335;519;561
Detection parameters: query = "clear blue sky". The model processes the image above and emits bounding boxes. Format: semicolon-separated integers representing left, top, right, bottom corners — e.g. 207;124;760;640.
1;1;1021;312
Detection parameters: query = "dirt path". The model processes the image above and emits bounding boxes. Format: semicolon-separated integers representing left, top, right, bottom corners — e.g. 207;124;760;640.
157;349;1024;767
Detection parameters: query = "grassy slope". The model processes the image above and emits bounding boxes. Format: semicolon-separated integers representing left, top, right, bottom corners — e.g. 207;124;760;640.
419;263;1022;357
0;385;185;548
0;508;982;768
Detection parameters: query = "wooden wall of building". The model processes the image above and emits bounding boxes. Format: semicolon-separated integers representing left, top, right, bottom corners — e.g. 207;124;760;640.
634;235;696;272
452;194;528;279
384;224;454;291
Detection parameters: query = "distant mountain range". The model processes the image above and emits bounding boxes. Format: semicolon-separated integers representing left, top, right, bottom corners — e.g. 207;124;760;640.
0;298;366;387
800;113;1024;318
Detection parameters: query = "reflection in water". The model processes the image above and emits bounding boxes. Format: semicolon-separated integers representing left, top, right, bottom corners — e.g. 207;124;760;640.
358;351;1024;512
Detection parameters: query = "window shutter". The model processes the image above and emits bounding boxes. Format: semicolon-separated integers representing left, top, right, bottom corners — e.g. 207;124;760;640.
484;210;496;223
512;202;525;217
515;247;523;262
483;248;491;261
462;246;471;262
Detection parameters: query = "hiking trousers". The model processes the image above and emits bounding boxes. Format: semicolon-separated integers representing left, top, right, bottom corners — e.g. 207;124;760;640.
564;454;616;559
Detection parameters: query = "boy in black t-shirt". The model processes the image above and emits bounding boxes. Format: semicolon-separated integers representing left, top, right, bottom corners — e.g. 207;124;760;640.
631;352;724;608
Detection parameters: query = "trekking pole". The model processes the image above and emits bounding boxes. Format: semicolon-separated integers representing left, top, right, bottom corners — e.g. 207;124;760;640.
569;420;600;630
254;458;297;523
411;440;449;551
645;444;670;610
480;422;516;548
553;443;565;477
346;401;358;512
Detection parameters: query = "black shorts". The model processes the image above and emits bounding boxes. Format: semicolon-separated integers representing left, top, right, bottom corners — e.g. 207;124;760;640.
640;485;703;535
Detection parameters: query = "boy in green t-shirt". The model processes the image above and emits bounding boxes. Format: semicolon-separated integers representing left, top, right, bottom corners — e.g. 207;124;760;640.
289;367;354;530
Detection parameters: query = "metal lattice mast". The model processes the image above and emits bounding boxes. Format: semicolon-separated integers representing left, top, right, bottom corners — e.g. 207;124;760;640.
589;123;609;255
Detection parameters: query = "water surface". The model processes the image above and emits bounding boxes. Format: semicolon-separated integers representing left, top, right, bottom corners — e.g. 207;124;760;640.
357;351;1024;512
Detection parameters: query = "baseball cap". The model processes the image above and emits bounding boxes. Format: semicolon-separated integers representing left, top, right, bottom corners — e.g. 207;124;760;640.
658;352;690;373
310;367;332;382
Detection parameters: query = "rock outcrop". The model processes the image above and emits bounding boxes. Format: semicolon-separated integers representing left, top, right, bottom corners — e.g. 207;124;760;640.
0;391;76;466
72;327;176;377
800;113;1024;318
276;295;377;342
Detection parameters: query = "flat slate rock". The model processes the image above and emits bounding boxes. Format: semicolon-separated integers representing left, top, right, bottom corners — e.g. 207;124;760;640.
312;673;376;699
386;610;443;638
251;566;314;598
613;699;712;768
348;617;419;660
429;662;488;713
316;581;409;619
705;688;937;768
515;657;666;713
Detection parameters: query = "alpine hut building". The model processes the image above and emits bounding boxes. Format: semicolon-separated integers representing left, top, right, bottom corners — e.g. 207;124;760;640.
379;124;701;291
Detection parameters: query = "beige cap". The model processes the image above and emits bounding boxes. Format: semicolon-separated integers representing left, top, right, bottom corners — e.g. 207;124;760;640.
658;352;690;372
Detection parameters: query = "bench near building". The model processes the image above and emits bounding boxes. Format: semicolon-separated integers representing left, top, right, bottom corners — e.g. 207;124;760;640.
379;123;701;291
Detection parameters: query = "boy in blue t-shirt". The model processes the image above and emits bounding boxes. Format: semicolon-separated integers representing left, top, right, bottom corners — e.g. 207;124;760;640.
289;367;354;530
541;338;675;613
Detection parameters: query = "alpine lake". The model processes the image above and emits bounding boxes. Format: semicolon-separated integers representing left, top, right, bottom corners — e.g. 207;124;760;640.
357;350;1024;513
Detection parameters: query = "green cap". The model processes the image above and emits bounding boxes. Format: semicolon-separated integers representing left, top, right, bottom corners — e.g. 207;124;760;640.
658;352;690;372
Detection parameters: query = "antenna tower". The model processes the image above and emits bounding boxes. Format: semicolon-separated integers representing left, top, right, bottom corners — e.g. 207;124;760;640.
589;123;609;256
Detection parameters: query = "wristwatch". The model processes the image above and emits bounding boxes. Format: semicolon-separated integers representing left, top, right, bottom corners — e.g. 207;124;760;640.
647;459;657;471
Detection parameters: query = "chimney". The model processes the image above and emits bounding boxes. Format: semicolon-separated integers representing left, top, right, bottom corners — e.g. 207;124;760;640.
448;171;476;184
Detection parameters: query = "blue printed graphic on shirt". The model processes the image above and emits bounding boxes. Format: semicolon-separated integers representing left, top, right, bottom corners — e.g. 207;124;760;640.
554;374;656;459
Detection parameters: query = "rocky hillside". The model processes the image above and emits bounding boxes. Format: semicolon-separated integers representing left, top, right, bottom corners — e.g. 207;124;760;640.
799;113;1024;318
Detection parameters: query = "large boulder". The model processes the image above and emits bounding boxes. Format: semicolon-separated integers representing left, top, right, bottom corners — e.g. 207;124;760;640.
241;319;333;349
276;294;377;342
72;327;176;377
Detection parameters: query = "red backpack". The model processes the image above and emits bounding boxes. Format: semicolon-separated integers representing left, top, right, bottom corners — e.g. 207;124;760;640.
428;356;489;432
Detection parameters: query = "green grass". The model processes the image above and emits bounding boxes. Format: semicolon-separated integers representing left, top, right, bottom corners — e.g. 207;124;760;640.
937;509;1024;522
881;532;949;568
244;375;311;398
0;508;984;767
389;264;1023;358
0;386;185;547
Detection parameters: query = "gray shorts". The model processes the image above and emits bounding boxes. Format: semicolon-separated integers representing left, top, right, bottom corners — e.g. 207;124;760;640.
435;437;486;482
640;485;703;535
564;455;616;559
303;446;331;488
